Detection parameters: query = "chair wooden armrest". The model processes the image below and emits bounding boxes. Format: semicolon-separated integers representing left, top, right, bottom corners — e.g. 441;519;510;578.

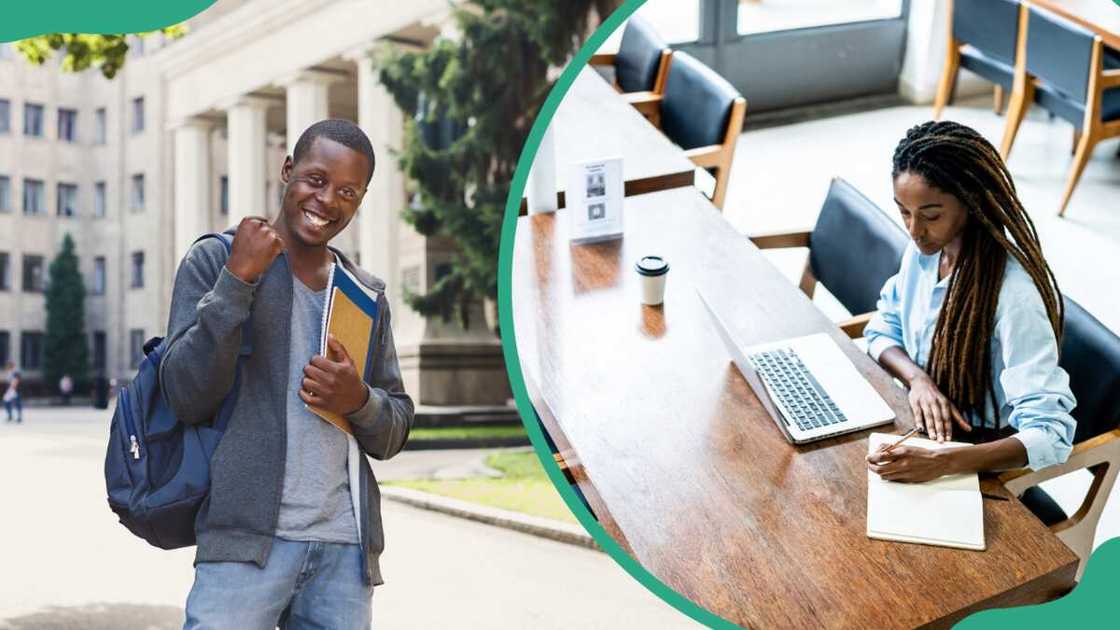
1101;69;1120;89
998;428;1120;576
748;229;812;250
589;52;616;66
683;145;723;169
838;312;874;339
625;92;663;119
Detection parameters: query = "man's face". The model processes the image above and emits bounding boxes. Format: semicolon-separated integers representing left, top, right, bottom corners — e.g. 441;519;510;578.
279;137;370;248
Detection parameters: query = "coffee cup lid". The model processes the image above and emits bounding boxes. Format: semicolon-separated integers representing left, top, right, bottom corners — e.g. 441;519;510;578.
635;256;669;277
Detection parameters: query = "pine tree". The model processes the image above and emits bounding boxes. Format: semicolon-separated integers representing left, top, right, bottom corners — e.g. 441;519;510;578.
44;234;90;393
378;0;622;329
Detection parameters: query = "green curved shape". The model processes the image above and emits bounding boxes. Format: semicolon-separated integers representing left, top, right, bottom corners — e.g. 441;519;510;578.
957;537;1118;628
497;1;1120;628
1;0;215;41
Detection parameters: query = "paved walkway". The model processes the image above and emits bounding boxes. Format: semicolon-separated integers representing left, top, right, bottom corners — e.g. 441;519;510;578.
0;407;696;629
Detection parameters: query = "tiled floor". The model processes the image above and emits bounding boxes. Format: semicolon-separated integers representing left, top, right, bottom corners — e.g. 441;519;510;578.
721;97;1120;553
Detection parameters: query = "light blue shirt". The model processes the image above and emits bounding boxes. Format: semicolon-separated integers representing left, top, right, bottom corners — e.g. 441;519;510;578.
864;242;1076;470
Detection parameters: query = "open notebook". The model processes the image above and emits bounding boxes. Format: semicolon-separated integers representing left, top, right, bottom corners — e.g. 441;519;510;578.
307;260;380;435
866;432;985;551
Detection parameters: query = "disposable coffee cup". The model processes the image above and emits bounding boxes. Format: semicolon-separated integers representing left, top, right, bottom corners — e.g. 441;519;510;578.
635;256;669;305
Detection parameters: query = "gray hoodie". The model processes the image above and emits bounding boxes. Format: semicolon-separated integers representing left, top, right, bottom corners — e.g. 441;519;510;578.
158;232;414;585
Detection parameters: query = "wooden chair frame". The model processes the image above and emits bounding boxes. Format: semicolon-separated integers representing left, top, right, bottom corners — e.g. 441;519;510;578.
1000;5;1120;216
590;49;673;127
748;229;873;339
999;428;1120;580
933;0;1011;120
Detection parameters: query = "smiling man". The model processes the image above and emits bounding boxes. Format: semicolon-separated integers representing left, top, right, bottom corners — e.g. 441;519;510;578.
160;119;413;629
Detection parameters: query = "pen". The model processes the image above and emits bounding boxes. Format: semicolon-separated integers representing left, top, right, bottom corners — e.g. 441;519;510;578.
879;428;919;455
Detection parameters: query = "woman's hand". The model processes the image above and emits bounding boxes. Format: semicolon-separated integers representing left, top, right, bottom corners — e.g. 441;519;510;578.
908;374;971;442
866;445;955;483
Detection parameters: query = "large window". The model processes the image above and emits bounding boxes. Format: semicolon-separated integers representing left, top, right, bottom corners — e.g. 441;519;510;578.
131;174;145;211
92;331;107;371
57;107;78;142
21;332;44;370
22;178;45;216
131;97;145;134
0;331;9;367
22;255;45;292
23;103;43;137
0;252;9;291
92;256;106;295
130;251;144;288
0;99;9;134
0;175;9;212
94;181;106;218
57;182;78;217
738;0;904;35
94;108;106;144
129;329;145;368
220;175;229;215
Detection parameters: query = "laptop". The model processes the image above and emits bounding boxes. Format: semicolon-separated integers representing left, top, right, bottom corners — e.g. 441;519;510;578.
698;288;895;444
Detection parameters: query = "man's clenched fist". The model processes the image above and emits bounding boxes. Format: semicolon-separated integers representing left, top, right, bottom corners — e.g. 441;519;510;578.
226;216;284;283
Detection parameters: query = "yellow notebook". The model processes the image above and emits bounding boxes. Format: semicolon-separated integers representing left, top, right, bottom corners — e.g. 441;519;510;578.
307;263;380;435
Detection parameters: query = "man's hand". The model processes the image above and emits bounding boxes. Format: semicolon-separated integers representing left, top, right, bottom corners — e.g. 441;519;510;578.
226;216;284;284
866;445;954;483
907;374;971;442
299;335;369;416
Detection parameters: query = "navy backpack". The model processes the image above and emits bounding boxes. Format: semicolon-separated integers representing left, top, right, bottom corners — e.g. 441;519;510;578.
105;232;250;549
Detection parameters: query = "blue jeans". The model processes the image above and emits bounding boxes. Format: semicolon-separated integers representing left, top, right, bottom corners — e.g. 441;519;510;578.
4;396;20;422
184;538;372;630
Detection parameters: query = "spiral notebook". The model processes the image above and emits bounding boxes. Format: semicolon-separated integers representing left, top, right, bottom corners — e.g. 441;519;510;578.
866;432;986;551
307;261;381;435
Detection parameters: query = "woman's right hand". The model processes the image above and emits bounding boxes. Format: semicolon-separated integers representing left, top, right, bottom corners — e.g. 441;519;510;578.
907;374;971;442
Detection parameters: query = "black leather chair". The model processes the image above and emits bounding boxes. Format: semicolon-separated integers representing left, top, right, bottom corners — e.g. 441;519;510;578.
590;16;671;97
934;0;1021;119
749;177;909;338
1002;297;1120;579
1000;5;1120;215
632;51;747;210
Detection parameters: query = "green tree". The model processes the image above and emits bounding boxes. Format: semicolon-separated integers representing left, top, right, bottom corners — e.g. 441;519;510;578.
14;27;186;79
45;234;90;393
378;0;622;328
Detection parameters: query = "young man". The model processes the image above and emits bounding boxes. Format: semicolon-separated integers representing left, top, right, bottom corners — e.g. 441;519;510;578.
3;362;21;423
160;119;413;629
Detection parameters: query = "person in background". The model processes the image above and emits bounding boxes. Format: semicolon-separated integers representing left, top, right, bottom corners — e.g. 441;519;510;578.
59;374;73;406
3;362;22;423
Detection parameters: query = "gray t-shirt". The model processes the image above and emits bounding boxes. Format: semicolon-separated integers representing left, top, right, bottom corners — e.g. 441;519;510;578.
275;276;359;543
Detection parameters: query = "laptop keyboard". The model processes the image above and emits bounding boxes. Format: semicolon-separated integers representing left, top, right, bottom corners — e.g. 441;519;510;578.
749;348;847;432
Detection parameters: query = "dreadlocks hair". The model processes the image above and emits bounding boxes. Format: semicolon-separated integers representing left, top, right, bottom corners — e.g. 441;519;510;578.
891;120;1063;439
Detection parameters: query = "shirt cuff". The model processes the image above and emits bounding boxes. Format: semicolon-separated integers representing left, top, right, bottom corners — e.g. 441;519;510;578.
866;335;903;362
1011;426;1066;471
346;383;383;431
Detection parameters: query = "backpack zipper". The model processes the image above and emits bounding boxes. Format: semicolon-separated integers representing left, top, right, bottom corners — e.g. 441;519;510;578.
119;388;141;460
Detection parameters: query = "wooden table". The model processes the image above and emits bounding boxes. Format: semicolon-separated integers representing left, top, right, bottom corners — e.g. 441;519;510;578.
511;187;1079;628
521;67;695;214
1031;0;1120;50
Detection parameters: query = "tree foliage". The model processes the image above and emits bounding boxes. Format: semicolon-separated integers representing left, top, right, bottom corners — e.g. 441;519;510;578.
45;234;90;392
378;0;622;328
14;26;186;79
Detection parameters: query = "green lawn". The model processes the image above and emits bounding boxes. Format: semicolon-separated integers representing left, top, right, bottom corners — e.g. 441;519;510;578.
387;451;577;524
408;425;527;441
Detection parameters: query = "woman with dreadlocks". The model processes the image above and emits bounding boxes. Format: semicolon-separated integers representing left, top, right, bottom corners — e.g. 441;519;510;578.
865;120;1075;483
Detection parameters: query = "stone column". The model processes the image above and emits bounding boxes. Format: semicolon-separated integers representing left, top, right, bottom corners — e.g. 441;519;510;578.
171;118;213;265
222;96;271;224
278;69;345;154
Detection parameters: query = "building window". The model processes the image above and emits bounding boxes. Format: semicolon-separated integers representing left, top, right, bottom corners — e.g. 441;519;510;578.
20;331;44;370
22;178;45;216
129;329;145;368
92;256;106;295
94;108;106;144
220;175;229;215
130;174;144;211
131;97;145;134
57;108;77;142
24;103;43;137
0;175;9;212
130;251;144;288
92;331;107;371
57;182;78;217
0;331;9;367
0;99;9;134
94;182;106;218
0;252;9;291
22;255;45;292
